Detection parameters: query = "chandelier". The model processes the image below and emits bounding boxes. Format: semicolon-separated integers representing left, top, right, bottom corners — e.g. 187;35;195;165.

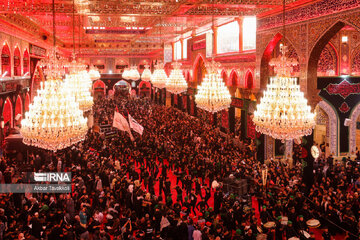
150;61;168;89
64;70;94;112
253;44;315;141
195;59;231;113
128;65;140;80
166;62;188;94
141;65;152;82
89;65;100;80
122;67;130;80
21;77;88;151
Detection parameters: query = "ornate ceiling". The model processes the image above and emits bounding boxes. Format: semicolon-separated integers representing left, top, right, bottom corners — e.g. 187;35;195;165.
0;0;318;58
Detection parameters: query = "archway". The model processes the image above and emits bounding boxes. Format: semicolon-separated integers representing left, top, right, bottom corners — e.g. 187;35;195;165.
317;43;338;77
139;81;151;98
1;42;11;77
2;97;13;131
260;33;300;88
307;21;360;100
314;101;339;156
245;70;254;89
93;80;106;99
15;95;22;126
349;102;360;154
193;54;206;86
113;80;131;97
25;93;30;112
23;49;29;75
13;46;21;76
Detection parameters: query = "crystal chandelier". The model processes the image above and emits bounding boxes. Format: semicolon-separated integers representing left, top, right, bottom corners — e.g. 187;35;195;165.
21;77;88;151
128;65;140;80
89;65;100;80
150;61;168;89
141;65;152;82
122;68;130;80
253;44;315;141
166;62;188;94
64;70;94;112
195;59;231;113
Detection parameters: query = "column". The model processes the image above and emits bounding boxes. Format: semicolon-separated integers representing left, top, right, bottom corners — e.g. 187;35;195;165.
236;17;243;52
212;26;218;56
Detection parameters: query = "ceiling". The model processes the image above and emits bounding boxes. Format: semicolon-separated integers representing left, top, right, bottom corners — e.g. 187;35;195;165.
0;0;318;58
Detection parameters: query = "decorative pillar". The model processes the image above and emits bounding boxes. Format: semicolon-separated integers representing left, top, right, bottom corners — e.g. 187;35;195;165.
180;39;184;60
264;135;275;160
212;26;218;56
236;17;243;52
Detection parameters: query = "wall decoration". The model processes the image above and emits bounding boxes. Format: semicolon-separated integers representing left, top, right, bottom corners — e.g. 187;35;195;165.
339;102;350;113
325;80;360;99
317;44;337;76
349;103;360;153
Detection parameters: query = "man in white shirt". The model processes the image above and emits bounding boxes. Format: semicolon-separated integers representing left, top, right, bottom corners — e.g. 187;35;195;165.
193;225;202;240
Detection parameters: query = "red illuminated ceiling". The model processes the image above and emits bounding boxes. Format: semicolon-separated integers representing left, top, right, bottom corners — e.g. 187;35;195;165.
0;0;320;57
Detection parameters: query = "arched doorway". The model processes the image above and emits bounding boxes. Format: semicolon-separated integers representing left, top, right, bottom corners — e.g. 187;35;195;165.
93;80;106;99
193;54;206;86
139;81;151;98
23;49;29;75
1;42;11;77
245;70;254;89
3;97;13;136
15;95;22;126
314;101;338;156
113;80;131;97
13;46;21;76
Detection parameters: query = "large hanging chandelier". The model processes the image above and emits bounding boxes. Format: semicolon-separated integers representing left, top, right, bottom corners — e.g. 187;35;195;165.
89;65;100;80
166;62;188;94
20;0;88;151
122;67;130;80
253;0;315;142
195;59;231;113
141;64;152;81
21;77;88;151
128;65;140;80
150;61;168;89
253;45;315;141
64;70;94;112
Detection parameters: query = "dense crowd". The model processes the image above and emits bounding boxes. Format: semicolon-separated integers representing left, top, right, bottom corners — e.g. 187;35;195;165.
0;96;359;240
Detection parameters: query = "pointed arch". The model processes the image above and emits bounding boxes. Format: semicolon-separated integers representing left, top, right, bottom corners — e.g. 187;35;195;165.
2;97;13;128
221;69;228;85
13;46;21;76
229;69;239;87
93;80;106;95
245;69;254;89
25;92;30;112
317;100;339;155
192;54;206;85
307;21;360;99
15;95;23;122
1;41;11;77
260;33;300;89
23;49;30;75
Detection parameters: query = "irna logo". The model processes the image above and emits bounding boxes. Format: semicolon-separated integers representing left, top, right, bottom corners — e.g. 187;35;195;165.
33;172;72;182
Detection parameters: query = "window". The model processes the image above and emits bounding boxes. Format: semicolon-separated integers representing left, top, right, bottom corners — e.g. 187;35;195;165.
174;41;182;60
182;38;188;59
217;21;239;54
242;17;256;50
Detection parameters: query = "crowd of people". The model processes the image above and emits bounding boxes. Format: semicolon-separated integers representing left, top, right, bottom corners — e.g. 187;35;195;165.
0;95;359;240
